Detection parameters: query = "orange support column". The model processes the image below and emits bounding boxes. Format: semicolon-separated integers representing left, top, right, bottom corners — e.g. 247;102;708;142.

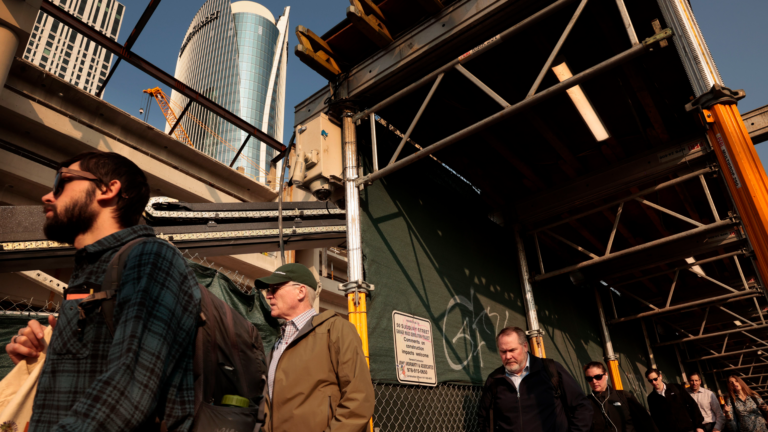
689;85;768;287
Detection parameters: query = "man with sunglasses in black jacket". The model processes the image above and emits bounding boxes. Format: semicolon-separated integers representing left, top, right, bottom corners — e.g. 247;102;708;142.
646;369;704;432
584;362;658;432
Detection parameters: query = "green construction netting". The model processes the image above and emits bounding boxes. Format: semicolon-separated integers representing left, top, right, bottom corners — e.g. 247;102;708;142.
187;260;281;352
359;133;681;402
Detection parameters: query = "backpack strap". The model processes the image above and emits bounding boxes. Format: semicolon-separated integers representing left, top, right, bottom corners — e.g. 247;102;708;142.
78;238;148;337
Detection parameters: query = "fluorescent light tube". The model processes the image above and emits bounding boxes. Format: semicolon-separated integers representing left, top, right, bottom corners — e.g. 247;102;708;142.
551;62;610;142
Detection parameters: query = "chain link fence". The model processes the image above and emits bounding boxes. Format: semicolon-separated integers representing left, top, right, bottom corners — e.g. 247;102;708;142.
373;382;483;432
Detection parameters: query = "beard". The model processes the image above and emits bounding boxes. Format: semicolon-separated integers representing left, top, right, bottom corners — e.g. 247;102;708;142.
43;187;98;245
504;362;522;375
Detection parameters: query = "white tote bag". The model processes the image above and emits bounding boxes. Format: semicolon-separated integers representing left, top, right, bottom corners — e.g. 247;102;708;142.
0;325;53;431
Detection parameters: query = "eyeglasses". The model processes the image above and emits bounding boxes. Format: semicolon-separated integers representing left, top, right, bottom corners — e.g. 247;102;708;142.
261;283;302;297
648;377;660;383
585;373;606;382
53;167;102;198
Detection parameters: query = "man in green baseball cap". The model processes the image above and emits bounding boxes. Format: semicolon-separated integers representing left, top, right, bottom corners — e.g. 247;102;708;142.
256;263;374;432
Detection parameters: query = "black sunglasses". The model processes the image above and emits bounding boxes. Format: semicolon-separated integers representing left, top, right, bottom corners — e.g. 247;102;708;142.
585;373;606;382
648;376;660;383
53;168;102;198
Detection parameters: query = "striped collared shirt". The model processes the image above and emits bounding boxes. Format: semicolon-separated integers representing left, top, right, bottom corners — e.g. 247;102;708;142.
268;307;318;399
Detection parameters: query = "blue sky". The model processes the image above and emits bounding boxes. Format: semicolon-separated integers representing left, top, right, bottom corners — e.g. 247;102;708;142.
103;0;768;160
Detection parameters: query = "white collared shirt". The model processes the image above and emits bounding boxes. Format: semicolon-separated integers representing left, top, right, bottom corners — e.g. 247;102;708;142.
505;353;530;395
656;383;667;397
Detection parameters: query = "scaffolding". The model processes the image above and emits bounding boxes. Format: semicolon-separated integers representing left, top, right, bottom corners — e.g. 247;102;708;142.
291;0;768;409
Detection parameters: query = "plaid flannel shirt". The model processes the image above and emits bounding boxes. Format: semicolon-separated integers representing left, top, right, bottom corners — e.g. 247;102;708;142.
29;225;200;432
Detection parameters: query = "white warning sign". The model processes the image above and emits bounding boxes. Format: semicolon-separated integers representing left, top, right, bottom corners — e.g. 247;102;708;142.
392;311;437;386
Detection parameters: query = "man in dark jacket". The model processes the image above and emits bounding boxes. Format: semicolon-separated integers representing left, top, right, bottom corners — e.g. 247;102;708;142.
646;369;705;432
584;362;658;432
478;327;593;432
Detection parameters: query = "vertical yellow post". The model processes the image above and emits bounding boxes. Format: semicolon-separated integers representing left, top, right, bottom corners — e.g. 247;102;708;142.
689;85;768;287
528;335;546;358
608;359;623;391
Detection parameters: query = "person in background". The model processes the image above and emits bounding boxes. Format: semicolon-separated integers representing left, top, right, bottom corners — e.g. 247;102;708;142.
645;369;704;432
686;372;724;432
477;326;593;432
723;375;768;432
584;362;658;432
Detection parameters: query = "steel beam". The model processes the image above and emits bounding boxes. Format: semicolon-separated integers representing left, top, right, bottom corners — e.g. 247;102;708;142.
96;0;162;97
535;218;736;281
657;320;768;347
350;0;579;124
613;250;745;287
39;0;285;153
687;346;768;362
742;104;768;145
534;167;713;234
609;291;760;324
356;31;673;186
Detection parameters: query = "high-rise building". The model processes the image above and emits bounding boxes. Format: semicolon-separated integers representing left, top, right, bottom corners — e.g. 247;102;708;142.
169;1;289;183
22;0;125;97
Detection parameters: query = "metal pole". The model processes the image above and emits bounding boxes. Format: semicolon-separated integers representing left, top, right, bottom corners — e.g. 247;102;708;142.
370;113;379;171
536;167;714;234
614;250;745;287
526;0;590;98
614;0;639;45
596;287;623;389
351;0;580;123
687;346;768;362
356;30;673;186
515;225;545;357
455;64;509;108
342;112;364;285
169;100;194;136
641;319;657;369
387;73;444;166
536;218;736;281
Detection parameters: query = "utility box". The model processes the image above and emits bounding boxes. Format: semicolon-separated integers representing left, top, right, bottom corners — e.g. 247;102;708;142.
291;113;343;201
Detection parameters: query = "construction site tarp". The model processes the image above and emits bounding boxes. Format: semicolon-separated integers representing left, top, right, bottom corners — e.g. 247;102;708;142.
360;130;682;397
187;261;280;351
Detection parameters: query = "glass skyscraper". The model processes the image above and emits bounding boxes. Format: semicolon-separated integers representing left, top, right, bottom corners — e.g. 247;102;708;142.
23;0;124;97
169;1;289;183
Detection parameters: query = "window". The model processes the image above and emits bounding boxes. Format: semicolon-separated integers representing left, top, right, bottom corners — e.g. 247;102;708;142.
58;73;65;79
43;48;51;56
31;32;37;39
64;51;70;59
46;41;53;48
62;58;69;65
78;67;83;73
60;66;67;73
36;13;43;24
26;48;31;54
51;20;60;34
67;43;74;51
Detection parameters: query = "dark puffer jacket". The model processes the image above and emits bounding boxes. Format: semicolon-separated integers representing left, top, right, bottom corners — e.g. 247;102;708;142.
590;386;659;432
647;383;704;432
477;354;593;432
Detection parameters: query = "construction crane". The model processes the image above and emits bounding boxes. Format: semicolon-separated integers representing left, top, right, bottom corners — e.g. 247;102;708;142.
143;87;194;147
141;87;272;181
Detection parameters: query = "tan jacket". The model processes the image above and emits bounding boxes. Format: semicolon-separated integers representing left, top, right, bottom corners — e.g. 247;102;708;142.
265;310;374;432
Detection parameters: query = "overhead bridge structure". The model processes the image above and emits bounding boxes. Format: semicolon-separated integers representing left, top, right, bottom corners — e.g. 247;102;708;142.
289;0;768;424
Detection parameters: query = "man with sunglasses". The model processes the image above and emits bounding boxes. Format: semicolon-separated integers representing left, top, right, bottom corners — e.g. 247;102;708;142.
646;369;705;432
5;152;201;432
584;362;658;432
255;263;374;432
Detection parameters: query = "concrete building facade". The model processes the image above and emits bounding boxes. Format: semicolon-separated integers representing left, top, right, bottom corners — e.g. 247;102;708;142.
169;0;289;184
22;0;124;96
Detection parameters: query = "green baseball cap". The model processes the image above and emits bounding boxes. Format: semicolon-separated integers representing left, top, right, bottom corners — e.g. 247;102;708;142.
255;263;317;290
